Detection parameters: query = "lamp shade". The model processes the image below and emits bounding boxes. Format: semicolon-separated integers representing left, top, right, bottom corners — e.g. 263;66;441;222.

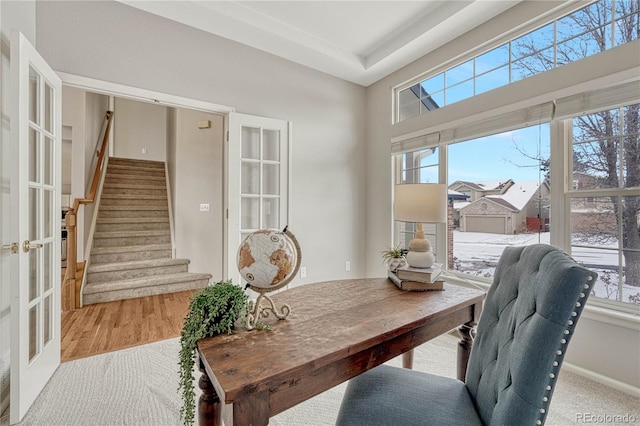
394;183;447;223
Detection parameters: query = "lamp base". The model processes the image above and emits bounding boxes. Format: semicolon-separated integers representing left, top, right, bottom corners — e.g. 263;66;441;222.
406;250;435;268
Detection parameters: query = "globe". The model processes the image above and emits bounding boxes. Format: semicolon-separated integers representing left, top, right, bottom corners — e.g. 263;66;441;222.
237;227;301;291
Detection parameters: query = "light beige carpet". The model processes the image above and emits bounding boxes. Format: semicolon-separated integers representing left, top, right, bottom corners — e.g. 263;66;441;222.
13;333;639;426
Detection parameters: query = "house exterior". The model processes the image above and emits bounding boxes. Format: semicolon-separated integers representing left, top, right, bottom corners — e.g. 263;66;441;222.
451;180;550;234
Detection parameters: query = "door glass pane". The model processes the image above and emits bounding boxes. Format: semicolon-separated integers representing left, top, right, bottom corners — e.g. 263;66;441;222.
241;162;260;194
44;136;53;185
241;126;260;159
29;65;39;125
29;249;40;302
263;129;280;161
29;128;39;182
44;295;52;345
29;187;39;241
44;81;53;133
241;197;259;230
262;198;279;229
263;164;280;195
44;189;52;238
29;305;39;361
44;243;52;292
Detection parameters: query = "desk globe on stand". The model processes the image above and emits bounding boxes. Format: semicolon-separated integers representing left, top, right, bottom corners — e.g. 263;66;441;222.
237;226;301;330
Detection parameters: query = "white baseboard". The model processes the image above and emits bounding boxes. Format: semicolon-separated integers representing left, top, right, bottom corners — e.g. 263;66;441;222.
562;361;640;398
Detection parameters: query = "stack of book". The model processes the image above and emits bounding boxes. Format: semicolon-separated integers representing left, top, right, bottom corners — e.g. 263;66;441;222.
388;263;444;291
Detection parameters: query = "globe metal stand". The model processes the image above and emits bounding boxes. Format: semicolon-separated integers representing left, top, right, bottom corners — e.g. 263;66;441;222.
245;291;291;330
241;227;302;331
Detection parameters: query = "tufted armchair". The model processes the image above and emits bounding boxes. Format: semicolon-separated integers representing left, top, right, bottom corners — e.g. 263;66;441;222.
336;244;597;426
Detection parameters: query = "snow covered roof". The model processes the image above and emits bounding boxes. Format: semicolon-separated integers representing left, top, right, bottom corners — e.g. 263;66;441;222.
485;181;546;211
450;179;513;192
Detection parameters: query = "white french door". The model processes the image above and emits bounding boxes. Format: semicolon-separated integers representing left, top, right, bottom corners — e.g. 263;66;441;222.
226;113;290;284
8;31;61;424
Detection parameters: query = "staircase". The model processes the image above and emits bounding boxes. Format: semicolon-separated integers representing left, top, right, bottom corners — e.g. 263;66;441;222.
83;157;211;305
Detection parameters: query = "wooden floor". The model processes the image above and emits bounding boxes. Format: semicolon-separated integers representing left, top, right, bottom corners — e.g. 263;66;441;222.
61;289;197;363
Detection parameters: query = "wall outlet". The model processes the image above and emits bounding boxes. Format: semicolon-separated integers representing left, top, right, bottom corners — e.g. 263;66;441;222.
199;203;210;212
141;148;147;154
345;261;351;271
300;267;307;278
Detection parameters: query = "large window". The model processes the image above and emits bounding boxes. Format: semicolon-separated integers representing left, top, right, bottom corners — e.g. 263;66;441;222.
391;0;639;312
568;104;640;307
397;0;639;122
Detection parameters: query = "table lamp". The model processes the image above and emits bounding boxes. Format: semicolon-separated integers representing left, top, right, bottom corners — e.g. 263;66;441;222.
394;183;447;268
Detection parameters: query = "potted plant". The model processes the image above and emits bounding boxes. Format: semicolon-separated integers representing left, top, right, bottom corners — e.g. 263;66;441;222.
178;280;249;426
381;244;407;271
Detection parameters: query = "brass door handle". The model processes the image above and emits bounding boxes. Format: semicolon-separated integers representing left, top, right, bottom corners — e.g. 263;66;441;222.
23;240;43;253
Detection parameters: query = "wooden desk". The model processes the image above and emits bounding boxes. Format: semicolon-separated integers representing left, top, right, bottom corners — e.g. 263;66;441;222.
197;278;485;426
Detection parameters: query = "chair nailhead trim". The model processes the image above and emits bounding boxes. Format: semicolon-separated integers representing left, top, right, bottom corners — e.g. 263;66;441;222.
587;275;593;281
556;350;562;356
546;385;552;391
571;312;577;317
560;339;566;344
540;408;546;414
549;373;555;379
537;420;542;425
567;320;573;325
575;302;581;307
553;361;558;366
543;397;548;402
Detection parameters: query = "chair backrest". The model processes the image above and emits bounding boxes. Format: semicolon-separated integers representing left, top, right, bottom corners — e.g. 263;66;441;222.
465;244;597;426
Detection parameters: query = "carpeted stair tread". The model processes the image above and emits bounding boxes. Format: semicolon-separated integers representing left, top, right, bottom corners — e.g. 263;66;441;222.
87;258;189;273
105;173;166;182
94;229;169;238
100;194;167;200
97;217;169;224
83;272;212;295
90;243;172;255
98;205;168;211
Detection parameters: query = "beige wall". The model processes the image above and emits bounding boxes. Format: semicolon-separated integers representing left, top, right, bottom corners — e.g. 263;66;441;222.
114;98;166;161
36;0;367;285
169;108;224;278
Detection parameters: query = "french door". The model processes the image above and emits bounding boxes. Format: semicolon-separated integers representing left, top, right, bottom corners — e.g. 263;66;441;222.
8;31;62;424
226;113;290;284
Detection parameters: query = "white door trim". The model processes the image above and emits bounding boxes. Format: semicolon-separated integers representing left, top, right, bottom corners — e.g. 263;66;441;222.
57;72;235;114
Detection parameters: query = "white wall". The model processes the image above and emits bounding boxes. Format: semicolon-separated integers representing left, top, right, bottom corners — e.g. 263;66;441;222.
363;0;639;391
170;109;224;278
0;0;36;414
113;98;166;161
35;0;367;285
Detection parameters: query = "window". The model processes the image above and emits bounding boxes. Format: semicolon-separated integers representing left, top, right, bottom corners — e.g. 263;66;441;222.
568;104;640;307
396;125;550;280
396;0;639;123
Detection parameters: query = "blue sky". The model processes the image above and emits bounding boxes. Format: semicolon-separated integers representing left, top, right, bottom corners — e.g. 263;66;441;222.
418;124;551;184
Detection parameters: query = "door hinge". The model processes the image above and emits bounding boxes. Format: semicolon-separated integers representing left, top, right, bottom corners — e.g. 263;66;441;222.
226;130;229;142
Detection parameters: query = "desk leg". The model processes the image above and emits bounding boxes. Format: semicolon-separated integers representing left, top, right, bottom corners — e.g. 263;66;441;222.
198;358;222;426
457;320;475;382
402;349;414;369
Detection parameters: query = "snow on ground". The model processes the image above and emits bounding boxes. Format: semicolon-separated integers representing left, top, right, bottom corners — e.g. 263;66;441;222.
452;230;640;305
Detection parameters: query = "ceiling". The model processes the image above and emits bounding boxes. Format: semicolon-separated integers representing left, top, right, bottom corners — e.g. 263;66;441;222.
119;1;522;87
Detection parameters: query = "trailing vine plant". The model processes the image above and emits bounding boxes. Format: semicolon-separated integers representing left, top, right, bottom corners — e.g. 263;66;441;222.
178;281;249;426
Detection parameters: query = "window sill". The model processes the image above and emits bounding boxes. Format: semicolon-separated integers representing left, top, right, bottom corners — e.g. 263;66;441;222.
443;271;640;331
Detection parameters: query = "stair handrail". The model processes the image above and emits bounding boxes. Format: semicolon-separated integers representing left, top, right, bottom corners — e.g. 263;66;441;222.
63;110;114;311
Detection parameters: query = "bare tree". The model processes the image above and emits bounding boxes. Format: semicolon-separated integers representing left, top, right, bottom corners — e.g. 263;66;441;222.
515;0;640;287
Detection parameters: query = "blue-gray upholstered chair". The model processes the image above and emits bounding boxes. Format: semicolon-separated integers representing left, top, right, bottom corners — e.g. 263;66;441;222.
336;244;597;426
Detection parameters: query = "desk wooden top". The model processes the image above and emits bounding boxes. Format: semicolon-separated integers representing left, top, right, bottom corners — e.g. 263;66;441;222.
197;277;485;406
